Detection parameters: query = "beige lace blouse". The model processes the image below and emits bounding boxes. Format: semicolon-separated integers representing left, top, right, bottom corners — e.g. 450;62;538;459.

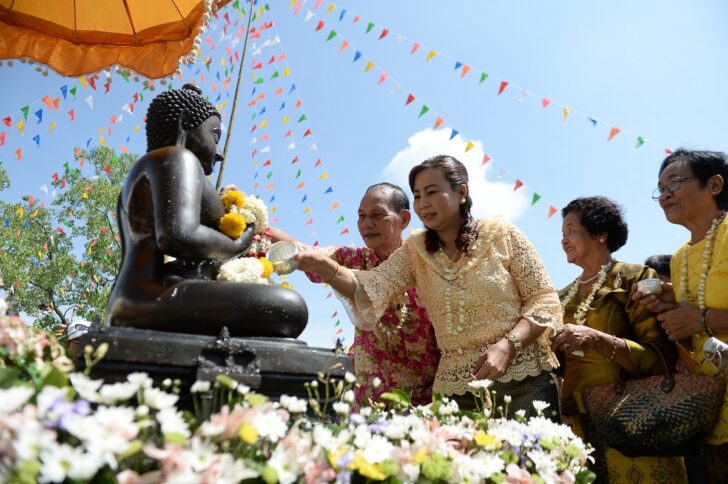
350;218;562;396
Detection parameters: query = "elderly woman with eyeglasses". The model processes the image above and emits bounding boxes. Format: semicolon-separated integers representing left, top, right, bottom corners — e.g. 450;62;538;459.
635;148;728;481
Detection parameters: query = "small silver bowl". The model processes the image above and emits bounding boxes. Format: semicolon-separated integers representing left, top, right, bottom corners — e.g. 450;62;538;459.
266;241;299;275
637;278;663;295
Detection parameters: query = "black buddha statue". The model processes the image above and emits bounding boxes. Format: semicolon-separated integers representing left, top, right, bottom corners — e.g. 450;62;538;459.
106;84;307;338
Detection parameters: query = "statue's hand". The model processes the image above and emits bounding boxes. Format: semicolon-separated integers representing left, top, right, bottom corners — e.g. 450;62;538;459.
233;223;256;254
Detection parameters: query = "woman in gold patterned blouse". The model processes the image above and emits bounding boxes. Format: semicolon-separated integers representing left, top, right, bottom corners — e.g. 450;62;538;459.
555;196;685;483
295;155;562;417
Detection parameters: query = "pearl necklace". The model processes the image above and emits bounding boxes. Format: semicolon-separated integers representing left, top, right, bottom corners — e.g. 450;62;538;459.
435;249;468;335
561;262;613;325
680;212;726;309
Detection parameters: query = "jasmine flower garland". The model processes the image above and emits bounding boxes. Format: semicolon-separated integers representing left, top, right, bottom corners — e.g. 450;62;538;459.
680;212;726;310
561;261;613;325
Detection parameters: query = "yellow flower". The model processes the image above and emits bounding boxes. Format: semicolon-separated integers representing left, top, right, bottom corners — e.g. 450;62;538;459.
238;422;259;444
259;257;274;278
474;431;500;448
280;282;293;290
222;190;246;211
412;448;428;464
349;456;387;481
219;213;246;239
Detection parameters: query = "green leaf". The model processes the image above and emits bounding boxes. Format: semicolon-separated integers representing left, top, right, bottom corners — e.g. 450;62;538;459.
0;367;21;388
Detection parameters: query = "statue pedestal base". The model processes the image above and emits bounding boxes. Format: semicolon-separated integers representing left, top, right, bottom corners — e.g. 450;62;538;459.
77;326;352;403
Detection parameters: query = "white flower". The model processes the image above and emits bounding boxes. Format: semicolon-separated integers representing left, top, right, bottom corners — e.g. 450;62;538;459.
70;373;103;403
266;445;298;484
473;451;506;479
361;435;395;464
343;390;355;404
198;420;226;437
99;382;137;404
372;377;382;388
0;386;35;413
312;424;335;449
532;400;550;415
310;380;318;388
135;405;149;418
359;406;372;417
467;379;493;390
0;298;8;316
344;372;355;383
36;385;68;415
332;401;350;416
252;410;288;443
126;372;153;390
504;395;512;404
157;407;190;439
279;395;307;413
208;453;260;483
143;387;178;410
218;257;268;284
515;409;526;419
186;437;217;472
237;384;250;394
190;380;211;393
528;449;558;478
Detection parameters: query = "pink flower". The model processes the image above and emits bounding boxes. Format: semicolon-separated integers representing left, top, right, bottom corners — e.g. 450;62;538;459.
143;444;188;476
505;463;533;483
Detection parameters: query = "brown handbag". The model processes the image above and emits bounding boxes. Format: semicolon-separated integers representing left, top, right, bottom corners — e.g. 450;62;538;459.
581;342;727;457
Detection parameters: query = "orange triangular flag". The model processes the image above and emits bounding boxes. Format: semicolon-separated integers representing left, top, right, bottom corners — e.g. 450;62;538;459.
330;202;340;210
498;81;508;95
461;65;471;78
548;206;558;218
410;42;420;55
433;117;444;129
296;181;305;189
339;40;349;52
608;127;621;141
339;228;350;235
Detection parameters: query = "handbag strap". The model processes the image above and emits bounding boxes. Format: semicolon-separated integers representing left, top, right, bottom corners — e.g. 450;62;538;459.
614;340;674;395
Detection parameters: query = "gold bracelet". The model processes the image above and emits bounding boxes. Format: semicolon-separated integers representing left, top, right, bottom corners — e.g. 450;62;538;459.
324;262;340;285
505;332;522;355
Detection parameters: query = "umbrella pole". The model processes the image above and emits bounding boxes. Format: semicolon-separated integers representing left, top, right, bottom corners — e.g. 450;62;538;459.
215;0;256;190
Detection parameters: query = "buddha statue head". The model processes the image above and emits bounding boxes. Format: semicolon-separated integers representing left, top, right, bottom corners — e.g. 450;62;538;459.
146;84;223;175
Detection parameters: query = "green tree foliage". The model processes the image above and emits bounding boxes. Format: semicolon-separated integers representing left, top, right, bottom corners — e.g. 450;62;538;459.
0;147;134;333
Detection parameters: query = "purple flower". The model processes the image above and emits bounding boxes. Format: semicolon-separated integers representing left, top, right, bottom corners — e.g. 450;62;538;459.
336;451;354;468
348;413;366;425
335;471;352;484
368;417;389;434
46;398;91;430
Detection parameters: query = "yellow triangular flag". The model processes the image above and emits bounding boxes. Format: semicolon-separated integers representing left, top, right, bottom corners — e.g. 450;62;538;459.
79;76;87;89
98;127;104;134
290;0;296;7
83;192;89;199
281;115;289;124
133;125;140;133
319;172;328;179
326;3;335;14
364;61;374;72
426;50;437;62
30;210;39;218
99;137;106;146
465;141;474;152
563;107;572;122
252;160;259;167
304;207;311;214
281;67;291;76
49;121;57;134
220;58;226;67
16;207;24;217
17;120;25;134
271;206;277;212
259;120;268;128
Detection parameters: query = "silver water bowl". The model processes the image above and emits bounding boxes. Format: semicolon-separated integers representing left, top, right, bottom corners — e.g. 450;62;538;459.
266;241;299;275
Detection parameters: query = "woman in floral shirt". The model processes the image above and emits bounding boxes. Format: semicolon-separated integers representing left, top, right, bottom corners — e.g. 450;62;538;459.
296;183;439;406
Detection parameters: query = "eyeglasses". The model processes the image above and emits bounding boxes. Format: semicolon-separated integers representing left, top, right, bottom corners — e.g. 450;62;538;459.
651;176;697;201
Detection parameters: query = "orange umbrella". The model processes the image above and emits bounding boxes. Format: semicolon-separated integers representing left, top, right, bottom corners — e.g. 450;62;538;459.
0;0;231;79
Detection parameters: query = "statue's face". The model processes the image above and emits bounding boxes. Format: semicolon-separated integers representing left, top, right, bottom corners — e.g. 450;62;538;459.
187;116;223;175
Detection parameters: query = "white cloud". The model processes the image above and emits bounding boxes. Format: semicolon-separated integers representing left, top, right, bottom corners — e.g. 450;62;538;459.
382;128;529;221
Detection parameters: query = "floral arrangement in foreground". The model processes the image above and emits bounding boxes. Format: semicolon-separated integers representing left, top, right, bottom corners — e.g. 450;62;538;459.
0;308;595;483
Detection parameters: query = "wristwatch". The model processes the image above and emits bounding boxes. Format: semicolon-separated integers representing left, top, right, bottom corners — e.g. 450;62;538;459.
505;332;522;354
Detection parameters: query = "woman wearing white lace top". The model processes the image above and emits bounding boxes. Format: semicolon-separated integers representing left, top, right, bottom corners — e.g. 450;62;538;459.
295;155;562;416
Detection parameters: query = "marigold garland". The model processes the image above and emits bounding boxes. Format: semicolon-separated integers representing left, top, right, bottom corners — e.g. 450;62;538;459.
221;190;245;211
219;212;246;239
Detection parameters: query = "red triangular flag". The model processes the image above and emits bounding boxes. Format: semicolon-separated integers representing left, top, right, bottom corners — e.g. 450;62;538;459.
291;156;299;164
482;154;491;165
88;77;97;91
14;148;22;160
405;94;415;106
68;109;75;121
0;132;5;146
2;116;10;127
498;81;508;95
378;28;389;40
284;130;292;137
314;158;322;167
541;98;551;108
294;99;303;108
513;179;524;191
303;129;312;137
305;218;314;226
665;148;673;155
263;160;272;166
410;42;420;55
607;127;621;141
296;181;305;189
315;20;325;32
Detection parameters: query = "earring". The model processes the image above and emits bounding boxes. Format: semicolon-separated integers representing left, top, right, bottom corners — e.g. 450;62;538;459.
599;238;605;243
461;199;466;203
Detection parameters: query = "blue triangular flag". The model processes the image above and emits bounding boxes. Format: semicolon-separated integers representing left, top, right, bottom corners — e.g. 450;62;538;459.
254;172;258;178
251;86;256;96
454;61;463;70
339;9;346;21
126;136;130;143
35;109;43;124
289;83;296;94
216;71;221;80
259;107;266;115
449;129;459;140
60;85;68;99
279;102;285;111
269;195;275;202
324;186;333;194
301;194;307;203
33;135;40;147
86;138;92;148
215;94;221;101
4;219;10;227
353;51;362;63
588;117;598;127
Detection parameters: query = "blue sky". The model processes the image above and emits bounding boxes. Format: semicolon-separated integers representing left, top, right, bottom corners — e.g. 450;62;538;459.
1;0;726;348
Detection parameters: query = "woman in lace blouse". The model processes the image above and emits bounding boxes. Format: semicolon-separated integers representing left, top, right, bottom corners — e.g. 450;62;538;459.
296;155;562;416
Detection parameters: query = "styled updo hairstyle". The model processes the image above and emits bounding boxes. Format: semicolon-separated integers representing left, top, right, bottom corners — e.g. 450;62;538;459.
659;149;728;210
146;84;220;152
408;155;478;254
561;196;628;253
